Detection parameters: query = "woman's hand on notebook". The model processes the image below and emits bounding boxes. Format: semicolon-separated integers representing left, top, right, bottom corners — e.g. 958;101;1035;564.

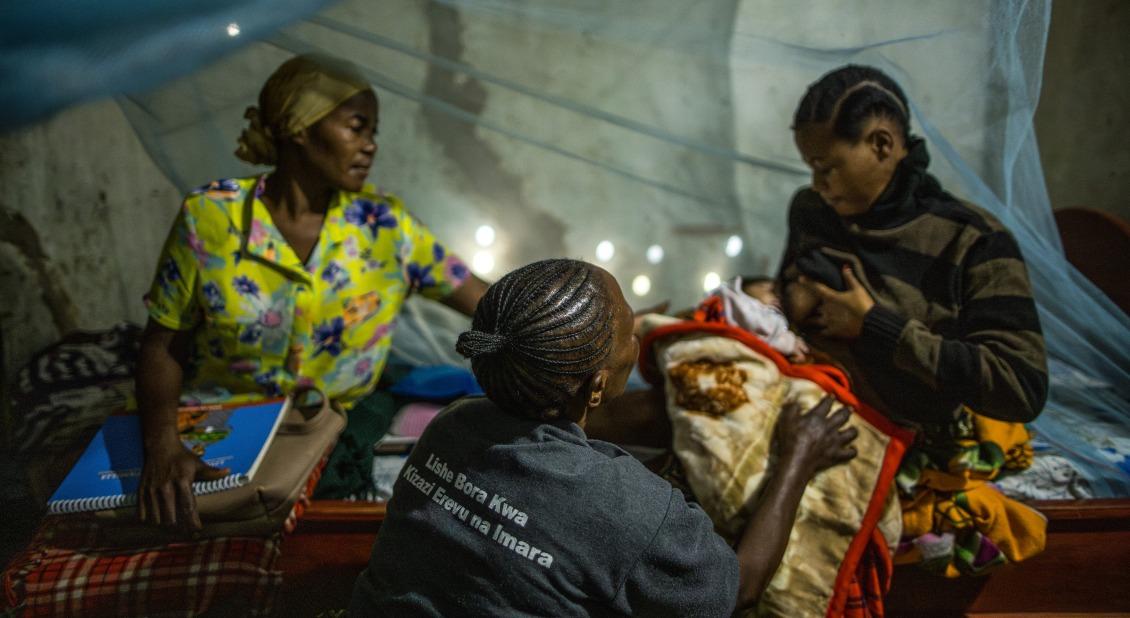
138;439;230;530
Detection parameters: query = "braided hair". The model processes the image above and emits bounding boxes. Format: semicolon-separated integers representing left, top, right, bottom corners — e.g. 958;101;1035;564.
456;259;616;422
792;64;911;142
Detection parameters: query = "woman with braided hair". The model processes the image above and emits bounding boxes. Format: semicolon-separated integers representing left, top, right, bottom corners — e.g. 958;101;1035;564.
780;64;1046;426
781;65;1050;574
351;258;857;616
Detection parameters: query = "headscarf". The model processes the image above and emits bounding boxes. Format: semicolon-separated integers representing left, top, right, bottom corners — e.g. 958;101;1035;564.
235;53;372;166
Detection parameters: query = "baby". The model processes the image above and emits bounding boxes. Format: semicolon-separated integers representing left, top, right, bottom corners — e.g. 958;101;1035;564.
711;276;810;363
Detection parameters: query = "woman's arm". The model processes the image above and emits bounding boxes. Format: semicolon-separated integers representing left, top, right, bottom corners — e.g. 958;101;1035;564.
136;319;228;530
440;274;489;317
733;397;857;610
807;233;1048;423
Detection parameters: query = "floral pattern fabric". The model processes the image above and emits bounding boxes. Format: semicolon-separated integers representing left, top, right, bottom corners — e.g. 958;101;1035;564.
145;176;469;407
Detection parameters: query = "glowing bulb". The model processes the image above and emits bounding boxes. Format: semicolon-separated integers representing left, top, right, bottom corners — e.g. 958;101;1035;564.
631;275;652;297
475;225;495;247
646;244;664;264
703;271;721;292
472;251;495;275
226;23;241;37
595;240;615;262
725;235;743;257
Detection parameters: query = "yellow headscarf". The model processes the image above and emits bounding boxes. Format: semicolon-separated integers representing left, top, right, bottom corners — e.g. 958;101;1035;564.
235;54;372;166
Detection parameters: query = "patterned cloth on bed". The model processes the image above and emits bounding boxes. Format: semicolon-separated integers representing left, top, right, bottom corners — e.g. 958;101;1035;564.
894;408;1047;577
9;323;141;460
639;315;912;617
2;524;281;617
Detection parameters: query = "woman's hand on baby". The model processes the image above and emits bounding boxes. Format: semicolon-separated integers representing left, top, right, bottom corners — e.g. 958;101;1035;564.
139;438;230;531
774;395;858;478
801;266;875;339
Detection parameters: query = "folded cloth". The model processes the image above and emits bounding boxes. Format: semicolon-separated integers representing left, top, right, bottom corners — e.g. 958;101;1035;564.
894;407;1047;577
389;402;443;438
387;365;483;401
313;390;398;500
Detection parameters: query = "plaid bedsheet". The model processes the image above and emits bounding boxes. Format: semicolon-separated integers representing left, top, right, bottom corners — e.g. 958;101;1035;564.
2;453;330;616
3;530;281;617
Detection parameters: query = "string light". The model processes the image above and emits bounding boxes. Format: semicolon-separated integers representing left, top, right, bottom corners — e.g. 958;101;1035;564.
475;225;495;247
725;235;743;257
595;240;615;262
703;271;721;292
632;275;651;297
646;244;664;264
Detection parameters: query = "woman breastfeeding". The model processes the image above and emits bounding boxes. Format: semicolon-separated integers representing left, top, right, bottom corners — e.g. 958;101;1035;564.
779;63;1051;575
136;54;487;529
779;64;1047;427
351;259;857;616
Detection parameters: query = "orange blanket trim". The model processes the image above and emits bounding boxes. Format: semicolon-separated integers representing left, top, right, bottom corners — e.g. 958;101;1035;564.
639;318;913;617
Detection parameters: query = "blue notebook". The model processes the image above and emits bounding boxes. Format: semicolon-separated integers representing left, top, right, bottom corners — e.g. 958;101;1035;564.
47;398;288;515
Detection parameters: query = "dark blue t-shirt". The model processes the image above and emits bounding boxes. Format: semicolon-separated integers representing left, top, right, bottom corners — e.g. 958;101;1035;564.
350;397;739;617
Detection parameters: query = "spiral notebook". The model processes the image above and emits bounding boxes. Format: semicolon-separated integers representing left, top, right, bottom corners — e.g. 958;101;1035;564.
47;398;288;515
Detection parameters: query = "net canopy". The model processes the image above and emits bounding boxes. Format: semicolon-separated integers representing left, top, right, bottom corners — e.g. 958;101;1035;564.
3;0;1128;495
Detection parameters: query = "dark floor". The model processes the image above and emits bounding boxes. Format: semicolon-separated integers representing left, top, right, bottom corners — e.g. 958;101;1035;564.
0;448;46;569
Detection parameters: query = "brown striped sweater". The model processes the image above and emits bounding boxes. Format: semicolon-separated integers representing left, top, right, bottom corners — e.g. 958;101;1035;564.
778;139;1047;425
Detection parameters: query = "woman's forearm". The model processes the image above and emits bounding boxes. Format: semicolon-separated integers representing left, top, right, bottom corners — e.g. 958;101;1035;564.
441;275;489;317
733;459;810;610
136;320;188;451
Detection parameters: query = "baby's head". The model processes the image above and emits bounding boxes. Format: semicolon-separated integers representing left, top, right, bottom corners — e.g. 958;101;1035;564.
740;276;780;310
792;64;912;217
456;259;638;423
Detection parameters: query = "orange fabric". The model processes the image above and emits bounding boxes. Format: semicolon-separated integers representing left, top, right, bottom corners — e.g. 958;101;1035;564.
895;407;1044;577
897;478;1046;578
972;415;1034;471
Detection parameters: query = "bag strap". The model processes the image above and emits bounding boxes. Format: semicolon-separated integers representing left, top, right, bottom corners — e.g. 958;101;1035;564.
279;388;341;434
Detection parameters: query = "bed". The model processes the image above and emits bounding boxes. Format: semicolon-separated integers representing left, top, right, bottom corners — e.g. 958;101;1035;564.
272;497;1130;615
274;207;1130;615
4;209;1129;615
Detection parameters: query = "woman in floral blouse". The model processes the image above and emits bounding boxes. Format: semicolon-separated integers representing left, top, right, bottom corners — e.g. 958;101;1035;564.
136;54;487;529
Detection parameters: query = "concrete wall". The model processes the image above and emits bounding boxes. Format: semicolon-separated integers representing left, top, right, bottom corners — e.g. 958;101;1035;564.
1035;0;1130;221
0;101;182;384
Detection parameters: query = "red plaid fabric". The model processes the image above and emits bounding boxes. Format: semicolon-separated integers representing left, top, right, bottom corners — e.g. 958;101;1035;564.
3;525;281;617
2;428;333;616
841;529;893;618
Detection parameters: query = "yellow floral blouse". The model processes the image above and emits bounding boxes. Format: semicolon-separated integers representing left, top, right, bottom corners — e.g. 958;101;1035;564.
145;176;469;407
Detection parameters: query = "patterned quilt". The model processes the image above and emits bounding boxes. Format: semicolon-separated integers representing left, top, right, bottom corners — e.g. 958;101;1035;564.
639;315;912;617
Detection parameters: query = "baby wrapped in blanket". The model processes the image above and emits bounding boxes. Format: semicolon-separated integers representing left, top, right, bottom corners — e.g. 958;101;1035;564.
638;313;911;617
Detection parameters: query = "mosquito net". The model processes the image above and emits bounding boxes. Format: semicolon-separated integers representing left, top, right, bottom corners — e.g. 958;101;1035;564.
3;0;1128;495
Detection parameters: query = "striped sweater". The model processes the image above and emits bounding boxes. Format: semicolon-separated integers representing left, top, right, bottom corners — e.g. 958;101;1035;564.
778;139;1047;425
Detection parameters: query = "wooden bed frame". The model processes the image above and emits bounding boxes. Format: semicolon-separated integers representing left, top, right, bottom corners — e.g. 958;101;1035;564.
278;498;1130;615
277;208;1130;615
